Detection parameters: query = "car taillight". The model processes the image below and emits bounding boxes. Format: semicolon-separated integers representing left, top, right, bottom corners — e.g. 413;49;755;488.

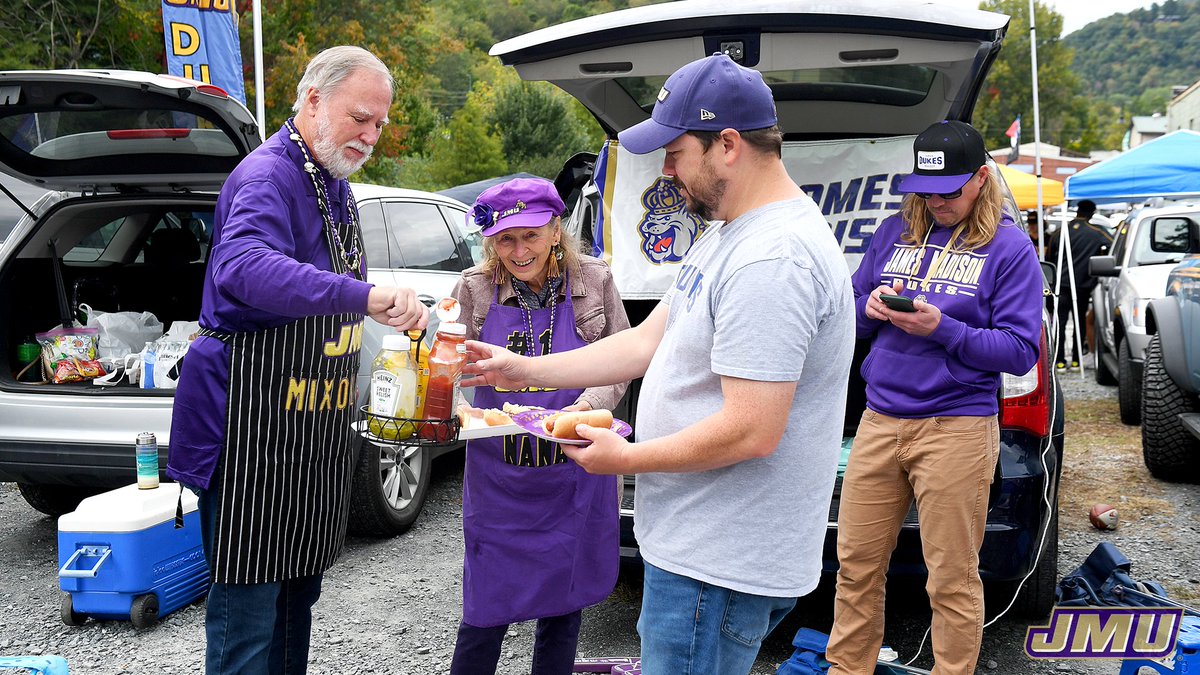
107;129;191;139
1000;328;1050;437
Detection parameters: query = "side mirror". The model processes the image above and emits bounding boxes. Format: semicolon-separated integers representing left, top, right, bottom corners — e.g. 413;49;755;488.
1089;255;1119;278
1039;261;1056;293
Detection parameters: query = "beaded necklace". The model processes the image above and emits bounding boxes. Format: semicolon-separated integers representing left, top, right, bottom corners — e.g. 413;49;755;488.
513;281;556;358
284;119;363;279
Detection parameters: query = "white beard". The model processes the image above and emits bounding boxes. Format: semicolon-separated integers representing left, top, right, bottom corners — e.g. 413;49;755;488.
311;110;372;180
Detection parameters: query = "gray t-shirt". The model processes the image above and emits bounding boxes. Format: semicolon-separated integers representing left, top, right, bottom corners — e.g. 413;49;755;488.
634;196;855;597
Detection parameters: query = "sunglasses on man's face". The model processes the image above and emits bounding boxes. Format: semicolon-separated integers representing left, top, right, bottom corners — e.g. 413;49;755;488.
914;187;964;200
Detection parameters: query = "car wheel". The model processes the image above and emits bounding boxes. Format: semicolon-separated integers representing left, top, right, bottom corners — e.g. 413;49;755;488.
1093;315;1116;385
1140;335;1200;481
1118;337;1141;425
1011;506;1059;620
347;435;432;537
16;483;102;517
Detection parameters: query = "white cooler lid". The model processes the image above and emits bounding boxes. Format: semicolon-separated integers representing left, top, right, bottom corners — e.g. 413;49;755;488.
58;483;199;533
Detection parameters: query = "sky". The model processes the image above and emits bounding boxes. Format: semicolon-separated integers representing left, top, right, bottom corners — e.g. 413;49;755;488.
927;0;1163;36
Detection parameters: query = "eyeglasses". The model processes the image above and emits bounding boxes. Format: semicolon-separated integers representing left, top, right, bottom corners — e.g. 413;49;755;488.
914;187;963;201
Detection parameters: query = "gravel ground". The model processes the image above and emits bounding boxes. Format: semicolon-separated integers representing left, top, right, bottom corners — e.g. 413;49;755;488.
1;358;1197;674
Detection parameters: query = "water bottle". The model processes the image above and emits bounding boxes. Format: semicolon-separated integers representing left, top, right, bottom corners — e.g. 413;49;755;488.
136;432;159;489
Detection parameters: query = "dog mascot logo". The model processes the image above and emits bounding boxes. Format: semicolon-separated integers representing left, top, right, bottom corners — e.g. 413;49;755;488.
637;177;708;265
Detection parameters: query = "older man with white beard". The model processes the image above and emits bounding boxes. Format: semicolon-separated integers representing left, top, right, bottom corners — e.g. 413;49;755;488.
166;46;428;675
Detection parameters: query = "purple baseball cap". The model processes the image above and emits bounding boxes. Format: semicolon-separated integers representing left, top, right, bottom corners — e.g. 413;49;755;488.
898;120;988;195
618;53;778;155
469;177;566;237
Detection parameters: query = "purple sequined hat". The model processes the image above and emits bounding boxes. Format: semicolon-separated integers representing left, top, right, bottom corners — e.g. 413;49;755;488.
470;177;566;237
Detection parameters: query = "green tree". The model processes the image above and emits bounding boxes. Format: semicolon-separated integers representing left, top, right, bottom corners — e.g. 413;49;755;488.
974;0;1093;151
490;77;599;180
0;0;161;71
427;82;508;188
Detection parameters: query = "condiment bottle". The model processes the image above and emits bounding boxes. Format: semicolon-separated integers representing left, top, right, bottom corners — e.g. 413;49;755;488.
420;322;467;441
368;334;419;440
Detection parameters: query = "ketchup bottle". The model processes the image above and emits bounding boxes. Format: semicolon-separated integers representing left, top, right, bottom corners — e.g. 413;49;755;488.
420;322;467;441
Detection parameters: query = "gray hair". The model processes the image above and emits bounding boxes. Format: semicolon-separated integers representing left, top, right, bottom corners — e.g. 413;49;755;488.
291;46;394;112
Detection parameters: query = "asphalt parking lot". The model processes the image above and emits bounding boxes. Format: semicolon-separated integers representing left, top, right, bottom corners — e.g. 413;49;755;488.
0;365;1196;674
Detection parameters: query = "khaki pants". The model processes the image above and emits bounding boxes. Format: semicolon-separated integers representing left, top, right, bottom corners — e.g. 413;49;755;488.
826;410;999;675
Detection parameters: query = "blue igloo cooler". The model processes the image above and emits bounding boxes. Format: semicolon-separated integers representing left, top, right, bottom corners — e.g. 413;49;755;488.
57;483;208;628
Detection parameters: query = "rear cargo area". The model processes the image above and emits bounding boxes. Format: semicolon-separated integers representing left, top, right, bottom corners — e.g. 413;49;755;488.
1;194;214;391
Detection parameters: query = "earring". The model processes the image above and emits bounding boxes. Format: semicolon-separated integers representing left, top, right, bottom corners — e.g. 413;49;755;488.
547;244;562;279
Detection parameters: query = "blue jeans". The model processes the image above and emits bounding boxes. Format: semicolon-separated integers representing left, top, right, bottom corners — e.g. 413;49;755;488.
637;562;797;675
192;484;324;675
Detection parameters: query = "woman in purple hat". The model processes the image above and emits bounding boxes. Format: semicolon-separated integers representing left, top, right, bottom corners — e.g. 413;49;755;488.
448;176;631;674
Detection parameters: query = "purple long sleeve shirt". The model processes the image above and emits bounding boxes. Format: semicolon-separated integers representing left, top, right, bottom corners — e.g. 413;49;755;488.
851;211;1043;418
166;123;372;488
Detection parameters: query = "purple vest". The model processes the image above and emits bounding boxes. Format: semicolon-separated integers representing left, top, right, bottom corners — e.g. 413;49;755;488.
461;276;619;626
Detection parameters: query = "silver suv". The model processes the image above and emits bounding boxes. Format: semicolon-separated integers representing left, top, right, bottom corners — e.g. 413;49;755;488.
1089;202;1200;424
0;71;473;536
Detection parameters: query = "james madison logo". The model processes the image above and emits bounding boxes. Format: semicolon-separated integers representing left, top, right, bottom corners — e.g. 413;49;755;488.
637;177;708;265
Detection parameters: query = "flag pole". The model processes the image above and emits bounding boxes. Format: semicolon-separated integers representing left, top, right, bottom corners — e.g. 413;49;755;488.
1029;0;1045;261
253;0;265;141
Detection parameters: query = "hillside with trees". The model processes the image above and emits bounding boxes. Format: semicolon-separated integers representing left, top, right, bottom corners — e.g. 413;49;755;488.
1065;0;1200;99
1;0;1197;189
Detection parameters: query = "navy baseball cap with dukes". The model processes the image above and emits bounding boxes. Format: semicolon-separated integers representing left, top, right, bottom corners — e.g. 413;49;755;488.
618;53;777;155
898;120;989;195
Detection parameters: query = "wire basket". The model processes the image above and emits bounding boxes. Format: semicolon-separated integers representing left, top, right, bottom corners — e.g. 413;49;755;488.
359;405;461;447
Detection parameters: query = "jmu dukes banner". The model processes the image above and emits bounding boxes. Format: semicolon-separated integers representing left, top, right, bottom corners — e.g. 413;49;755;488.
161;0;246;104
590;136;917;299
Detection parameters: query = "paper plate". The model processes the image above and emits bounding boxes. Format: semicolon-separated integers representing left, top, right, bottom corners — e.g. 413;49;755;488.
510;409;632;446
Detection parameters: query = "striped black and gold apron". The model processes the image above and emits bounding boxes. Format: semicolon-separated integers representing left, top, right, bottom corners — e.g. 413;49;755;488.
207;122;367;584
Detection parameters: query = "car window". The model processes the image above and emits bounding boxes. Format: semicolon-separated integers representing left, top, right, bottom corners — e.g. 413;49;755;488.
384;201;465;272
0;108;238;160
1110;220;1130;264
616;64;938;113
441;205;479;265
1131;214;1199;266
357;199;391;268
64;216;127;262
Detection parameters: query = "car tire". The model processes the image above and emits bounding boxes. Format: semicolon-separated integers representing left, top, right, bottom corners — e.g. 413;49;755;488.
1140;334;1200;481
16;483;101;517
347;435;432;537
1093;315;1117;385
1011;506;1059;620
1118;337;1141;425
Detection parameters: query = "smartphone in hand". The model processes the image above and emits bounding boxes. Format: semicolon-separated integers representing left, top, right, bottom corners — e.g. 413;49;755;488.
879;294;917;312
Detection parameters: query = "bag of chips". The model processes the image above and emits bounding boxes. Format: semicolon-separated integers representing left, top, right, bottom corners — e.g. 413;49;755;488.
35;327;107;384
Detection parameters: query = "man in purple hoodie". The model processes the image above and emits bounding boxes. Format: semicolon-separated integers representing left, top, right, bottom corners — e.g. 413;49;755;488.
825;120;1044;675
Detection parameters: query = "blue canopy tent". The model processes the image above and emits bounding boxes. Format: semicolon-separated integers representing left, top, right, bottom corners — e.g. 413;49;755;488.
1065;130;1200;204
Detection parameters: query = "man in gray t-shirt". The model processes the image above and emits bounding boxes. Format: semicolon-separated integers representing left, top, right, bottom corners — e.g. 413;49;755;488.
460;53;854;675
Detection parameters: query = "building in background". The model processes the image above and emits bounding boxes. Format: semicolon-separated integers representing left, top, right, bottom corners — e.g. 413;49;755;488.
1168;80;1200;134
991;141;1095;183
1127;114;1168;149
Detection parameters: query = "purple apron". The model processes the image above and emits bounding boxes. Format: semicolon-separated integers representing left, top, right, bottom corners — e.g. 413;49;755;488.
463;276;619;627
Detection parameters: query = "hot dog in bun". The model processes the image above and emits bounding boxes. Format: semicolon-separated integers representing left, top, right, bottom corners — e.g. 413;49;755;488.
542;409;614;440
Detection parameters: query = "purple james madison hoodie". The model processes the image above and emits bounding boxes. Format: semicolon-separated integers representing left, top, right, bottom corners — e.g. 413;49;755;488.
852;211;1043;418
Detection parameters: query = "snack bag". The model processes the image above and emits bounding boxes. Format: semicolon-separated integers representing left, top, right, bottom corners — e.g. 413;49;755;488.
35;327;107;383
